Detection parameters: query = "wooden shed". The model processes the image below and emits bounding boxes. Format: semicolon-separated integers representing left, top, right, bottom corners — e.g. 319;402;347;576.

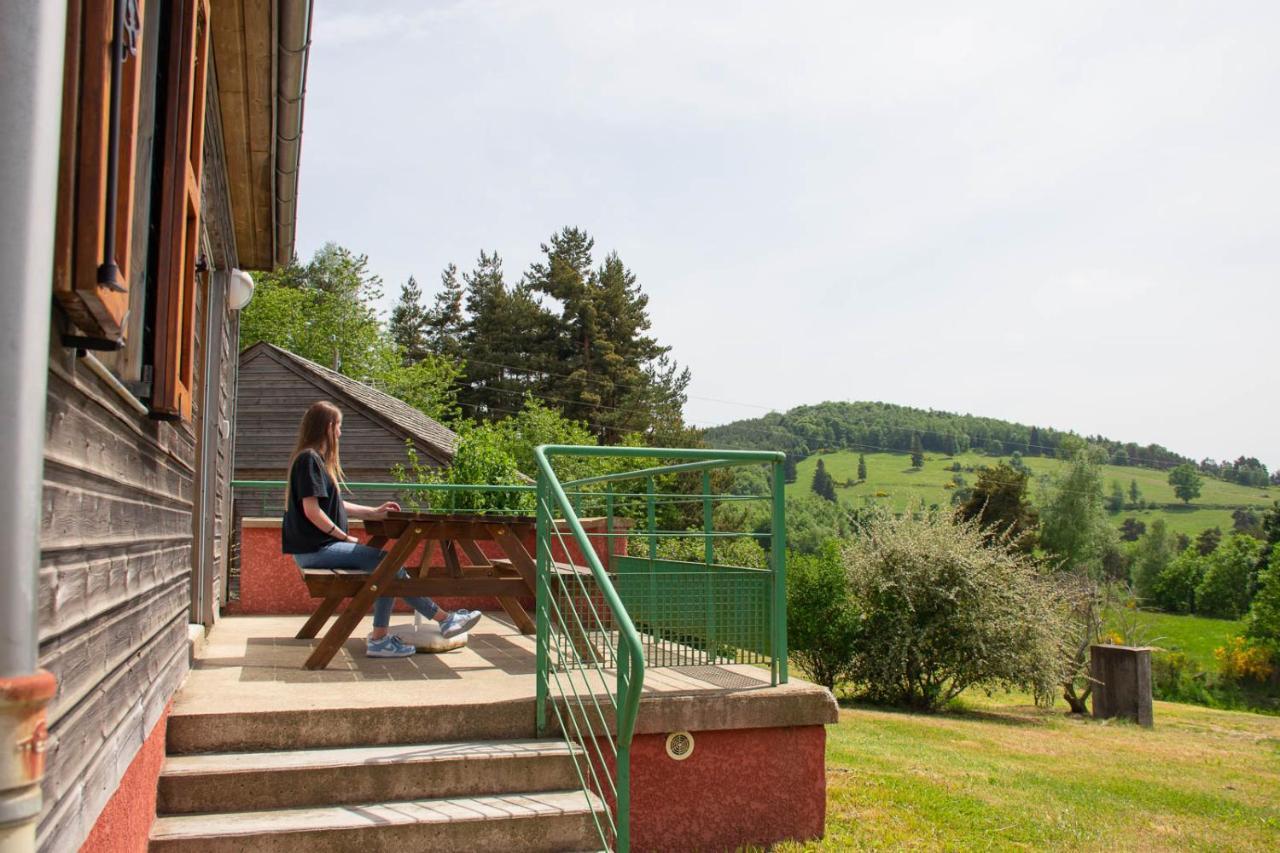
234;342;456;486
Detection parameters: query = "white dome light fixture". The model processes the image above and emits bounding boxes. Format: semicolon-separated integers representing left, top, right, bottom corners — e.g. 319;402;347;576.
227;268;255;310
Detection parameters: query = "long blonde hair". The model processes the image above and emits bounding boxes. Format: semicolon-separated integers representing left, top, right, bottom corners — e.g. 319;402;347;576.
286;401;347;505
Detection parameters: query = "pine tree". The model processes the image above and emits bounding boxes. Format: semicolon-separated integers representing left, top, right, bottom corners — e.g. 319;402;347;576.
910;434;924;469
1028;426;1042;456
857;453;868;481
524;227;685;442
783;455;798;484
459;251;554;419
811;459;837;502
424;264;465;361
388;275;430;365
1129;478;1141;506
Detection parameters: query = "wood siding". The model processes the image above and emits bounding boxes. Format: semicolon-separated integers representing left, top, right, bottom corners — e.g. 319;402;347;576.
234;351;437;480
36;92;240;853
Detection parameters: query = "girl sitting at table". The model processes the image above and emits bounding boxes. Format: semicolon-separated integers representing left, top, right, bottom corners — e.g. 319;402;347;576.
282;401;481;658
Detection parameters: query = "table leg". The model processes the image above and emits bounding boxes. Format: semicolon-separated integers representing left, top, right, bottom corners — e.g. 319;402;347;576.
492;526;539;635
304;527;422;670
296;596;342;639
497;596;537;634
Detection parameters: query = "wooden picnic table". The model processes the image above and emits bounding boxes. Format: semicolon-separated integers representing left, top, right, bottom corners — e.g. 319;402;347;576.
298;511;540;670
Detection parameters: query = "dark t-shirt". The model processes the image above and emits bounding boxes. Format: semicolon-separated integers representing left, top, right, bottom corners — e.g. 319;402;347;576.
282;450;348;554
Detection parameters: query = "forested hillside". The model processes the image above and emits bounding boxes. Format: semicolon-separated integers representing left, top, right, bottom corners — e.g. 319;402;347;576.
705;401;1276;485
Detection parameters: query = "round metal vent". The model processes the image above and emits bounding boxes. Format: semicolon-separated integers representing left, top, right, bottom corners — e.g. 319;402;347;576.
665;731;694;761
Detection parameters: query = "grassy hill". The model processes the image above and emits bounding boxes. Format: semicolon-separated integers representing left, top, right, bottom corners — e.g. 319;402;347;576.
790;450;1276;538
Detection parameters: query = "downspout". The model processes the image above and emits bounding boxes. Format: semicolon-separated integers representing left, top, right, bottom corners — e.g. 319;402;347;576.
0;2;66;851
275;0;313;266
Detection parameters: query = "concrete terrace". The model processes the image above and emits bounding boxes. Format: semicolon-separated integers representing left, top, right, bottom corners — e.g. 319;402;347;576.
171;612;837;753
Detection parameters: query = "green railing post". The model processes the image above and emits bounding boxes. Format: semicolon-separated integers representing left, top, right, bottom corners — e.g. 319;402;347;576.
703;470;715;664
646;476;656;561
605;484;614;543
617;738;631;852
535;476;550;737
771;460;788;684
702;471;713;567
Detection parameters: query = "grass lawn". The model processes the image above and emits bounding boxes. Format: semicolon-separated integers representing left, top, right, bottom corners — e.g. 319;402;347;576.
789;450;1276;540
776;693;1280;851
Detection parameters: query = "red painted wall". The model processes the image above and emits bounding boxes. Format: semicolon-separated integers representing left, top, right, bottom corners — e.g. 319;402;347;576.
234;520;624;615
625;725;826;851
78;702;171;853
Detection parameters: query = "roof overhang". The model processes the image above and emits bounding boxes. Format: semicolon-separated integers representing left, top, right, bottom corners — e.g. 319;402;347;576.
210;0;313;271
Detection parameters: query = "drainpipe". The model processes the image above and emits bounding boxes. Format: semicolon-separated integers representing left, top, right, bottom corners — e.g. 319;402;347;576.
0;2;66;851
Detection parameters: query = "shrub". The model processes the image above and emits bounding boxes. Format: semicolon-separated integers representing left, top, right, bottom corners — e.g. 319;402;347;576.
1151;651;1214;705
1216;636;1275;683
841;506;1069;711
787;541;860;691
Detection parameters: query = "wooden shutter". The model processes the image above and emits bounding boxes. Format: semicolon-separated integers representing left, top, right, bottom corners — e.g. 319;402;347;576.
53;0;146;343
151;0;210;421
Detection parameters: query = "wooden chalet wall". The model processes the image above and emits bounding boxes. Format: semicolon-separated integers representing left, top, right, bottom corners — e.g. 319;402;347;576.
35;70;240;853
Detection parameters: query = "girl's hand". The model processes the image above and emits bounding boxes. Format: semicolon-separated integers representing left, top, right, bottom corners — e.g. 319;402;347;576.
345;534;359;544
374;501;401;518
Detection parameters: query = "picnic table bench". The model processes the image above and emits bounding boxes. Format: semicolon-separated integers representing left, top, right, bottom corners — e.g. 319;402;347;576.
295;511;608;670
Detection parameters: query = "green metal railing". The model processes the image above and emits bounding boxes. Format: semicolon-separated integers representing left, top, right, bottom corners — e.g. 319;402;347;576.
533;445;786;852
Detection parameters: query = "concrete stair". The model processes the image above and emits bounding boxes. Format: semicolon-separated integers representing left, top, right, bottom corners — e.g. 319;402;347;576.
150;707;607;851
149;790;605;853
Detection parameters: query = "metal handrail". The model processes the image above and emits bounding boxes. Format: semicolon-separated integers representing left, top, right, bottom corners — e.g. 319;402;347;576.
532;445;787;852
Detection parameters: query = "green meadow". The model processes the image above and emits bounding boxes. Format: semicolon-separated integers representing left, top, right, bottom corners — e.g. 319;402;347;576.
775;693;1280;852
789;450;1275;539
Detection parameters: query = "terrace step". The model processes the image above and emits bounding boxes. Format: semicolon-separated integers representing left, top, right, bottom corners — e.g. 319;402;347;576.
149;789;606;853
157;739;584;814
165;697;540;754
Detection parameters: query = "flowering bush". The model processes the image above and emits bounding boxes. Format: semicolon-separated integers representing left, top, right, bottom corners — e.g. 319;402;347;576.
1215;637;1275;683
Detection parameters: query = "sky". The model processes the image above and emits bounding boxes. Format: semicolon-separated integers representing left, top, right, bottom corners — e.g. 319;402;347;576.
296;1;1280;470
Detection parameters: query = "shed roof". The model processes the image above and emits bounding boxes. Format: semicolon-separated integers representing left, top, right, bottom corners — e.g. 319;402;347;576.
240;342;457;462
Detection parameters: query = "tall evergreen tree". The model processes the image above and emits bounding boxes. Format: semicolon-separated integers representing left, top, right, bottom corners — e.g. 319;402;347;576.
1129;478;1141;506
523;227;687;442
1028;426;1042;456
424;263;466;361
910;433;924;469
388;275;430;364
811;459;837;502
459;251;554;419
857;453;868;481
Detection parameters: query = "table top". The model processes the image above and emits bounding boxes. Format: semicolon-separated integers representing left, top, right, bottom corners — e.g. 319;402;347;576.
383;510;538;524
362;512;538;539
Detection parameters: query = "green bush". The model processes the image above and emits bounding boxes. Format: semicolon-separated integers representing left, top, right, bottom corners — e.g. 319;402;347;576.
787;541;860;691
1151;651;1214;706
841;506;1069;711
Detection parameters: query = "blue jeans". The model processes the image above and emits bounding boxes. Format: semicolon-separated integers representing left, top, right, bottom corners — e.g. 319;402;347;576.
294;541;440;629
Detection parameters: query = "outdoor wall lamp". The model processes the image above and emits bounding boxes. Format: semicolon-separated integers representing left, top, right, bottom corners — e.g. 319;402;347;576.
228;268;255;310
